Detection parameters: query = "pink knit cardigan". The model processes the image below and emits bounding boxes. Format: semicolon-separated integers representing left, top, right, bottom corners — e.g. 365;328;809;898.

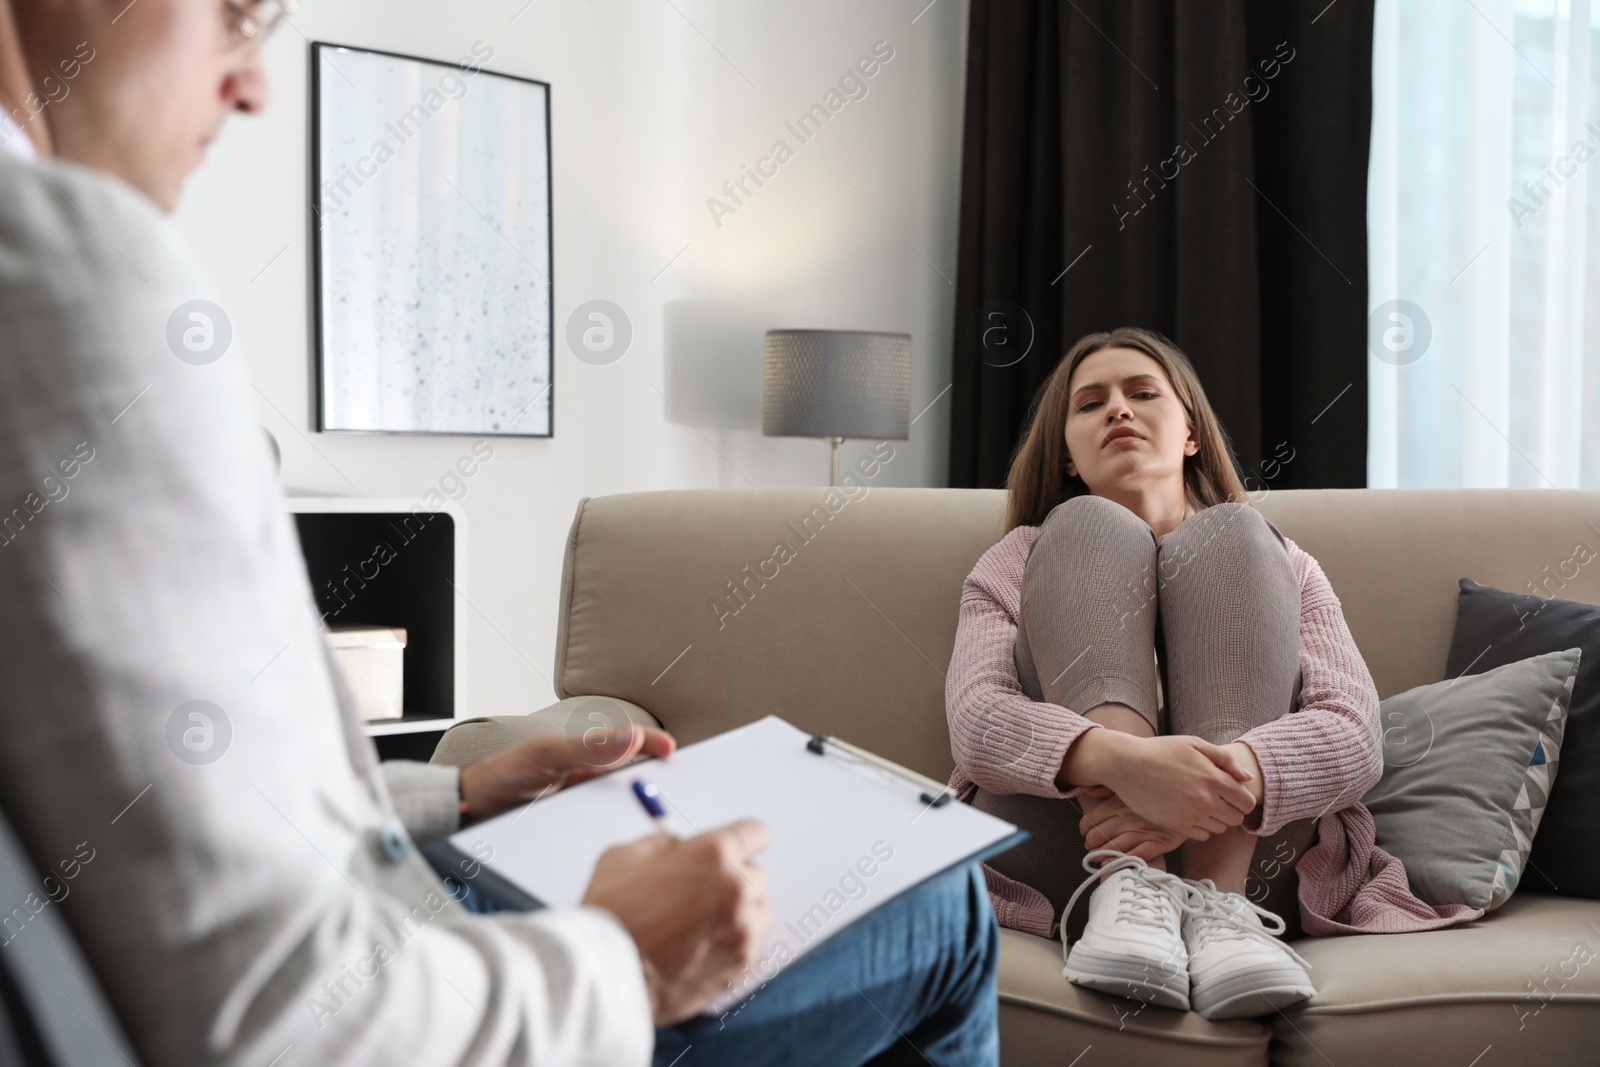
946;524;1484;939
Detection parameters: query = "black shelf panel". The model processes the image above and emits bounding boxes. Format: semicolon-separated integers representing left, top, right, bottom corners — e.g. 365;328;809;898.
292;511;455;725
373;729;448;763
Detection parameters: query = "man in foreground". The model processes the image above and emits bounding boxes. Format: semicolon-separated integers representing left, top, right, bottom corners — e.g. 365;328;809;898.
0;1;998;1064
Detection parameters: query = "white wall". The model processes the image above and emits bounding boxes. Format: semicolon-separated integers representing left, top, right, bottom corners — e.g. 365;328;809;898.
175;0;969;716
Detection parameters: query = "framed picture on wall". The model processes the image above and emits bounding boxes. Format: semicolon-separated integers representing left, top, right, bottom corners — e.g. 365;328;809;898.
311;42;553;437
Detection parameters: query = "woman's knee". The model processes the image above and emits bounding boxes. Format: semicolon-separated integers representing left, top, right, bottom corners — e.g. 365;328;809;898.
1159;501;1285;567
1035;493;1155;554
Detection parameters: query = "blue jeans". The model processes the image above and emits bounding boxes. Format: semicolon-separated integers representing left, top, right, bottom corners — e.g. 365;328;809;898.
651;862;999;1067
424;846;999;1067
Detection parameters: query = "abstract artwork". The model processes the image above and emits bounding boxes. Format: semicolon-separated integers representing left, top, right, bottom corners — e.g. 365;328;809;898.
313;43;553;436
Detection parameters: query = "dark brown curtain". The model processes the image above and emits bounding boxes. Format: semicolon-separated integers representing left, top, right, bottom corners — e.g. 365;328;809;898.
948;0;1374;491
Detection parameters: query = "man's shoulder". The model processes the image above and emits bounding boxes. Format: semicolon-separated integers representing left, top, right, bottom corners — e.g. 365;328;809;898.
0;152;192;301
0;150;167;240
0;153;214;427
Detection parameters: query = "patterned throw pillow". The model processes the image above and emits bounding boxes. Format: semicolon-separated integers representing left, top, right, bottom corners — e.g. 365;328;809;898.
1361;649;1579;911
1495;698;1564;906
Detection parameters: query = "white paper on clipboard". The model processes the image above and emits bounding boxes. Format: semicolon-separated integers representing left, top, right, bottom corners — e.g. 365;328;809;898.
447;715;1023;1014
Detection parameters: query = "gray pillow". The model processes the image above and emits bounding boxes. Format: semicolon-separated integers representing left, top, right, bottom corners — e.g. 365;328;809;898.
1361;648;1580;911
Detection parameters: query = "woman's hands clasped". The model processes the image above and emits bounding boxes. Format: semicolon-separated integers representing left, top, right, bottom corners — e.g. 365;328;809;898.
1107;733;1258;838
1060;728;1259;844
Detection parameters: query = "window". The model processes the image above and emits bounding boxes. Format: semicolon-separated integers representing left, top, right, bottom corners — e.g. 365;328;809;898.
1369;0;1600;487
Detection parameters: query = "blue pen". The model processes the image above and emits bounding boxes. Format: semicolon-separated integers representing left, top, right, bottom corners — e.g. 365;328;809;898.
631;779;680;840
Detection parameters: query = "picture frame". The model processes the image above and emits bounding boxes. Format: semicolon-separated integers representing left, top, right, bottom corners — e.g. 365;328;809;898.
311;42;554;437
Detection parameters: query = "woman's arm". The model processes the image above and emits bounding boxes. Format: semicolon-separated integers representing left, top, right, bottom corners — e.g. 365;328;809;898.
1235;545;1385;836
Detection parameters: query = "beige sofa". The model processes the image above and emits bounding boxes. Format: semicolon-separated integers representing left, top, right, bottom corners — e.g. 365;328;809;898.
431;487;1600;1066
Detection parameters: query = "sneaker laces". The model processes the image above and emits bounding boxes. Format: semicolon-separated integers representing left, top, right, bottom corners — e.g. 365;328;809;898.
1059;850;1199;963
1181;877;1313;971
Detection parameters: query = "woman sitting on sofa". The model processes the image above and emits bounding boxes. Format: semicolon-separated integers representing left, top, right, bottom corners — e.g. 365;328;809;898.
946;326;1476;1021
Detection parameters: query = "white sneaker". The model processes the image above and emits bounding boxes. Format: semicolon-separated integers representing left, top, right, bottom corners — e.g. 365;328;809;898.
1060;851;1192;1011
1182;881;1315;1020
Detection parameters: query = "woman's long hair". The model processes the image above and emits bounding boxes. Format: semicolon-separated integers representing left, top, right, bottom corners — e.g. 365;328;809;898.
1005;327;1249;531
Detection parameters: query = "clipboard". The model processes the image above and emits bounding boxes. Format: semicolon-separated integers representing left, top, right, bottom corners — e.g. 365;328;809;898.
436;715;1026;1015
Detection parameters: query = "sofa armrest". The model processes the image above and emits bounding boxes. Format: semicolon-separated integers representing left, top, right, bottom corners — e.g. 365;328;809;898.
429;696;663;768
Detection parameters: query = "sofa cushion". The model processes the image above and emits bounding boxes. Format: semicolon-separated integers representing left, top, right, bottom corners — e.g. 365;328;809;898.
996;927;1269;1067
1446;577;1600;898
1274;892;1600;1067
1360;649;1579;910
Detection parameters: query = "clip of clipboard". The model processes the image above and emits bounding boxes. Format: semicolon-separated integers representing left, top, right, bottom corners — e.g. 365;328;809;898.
805;734;955;808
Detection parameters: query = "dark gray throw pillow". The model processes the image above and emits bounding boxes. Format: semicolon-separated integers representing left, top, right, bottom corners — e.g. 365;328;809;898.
1446;578;1600;898
1362;649;1579;910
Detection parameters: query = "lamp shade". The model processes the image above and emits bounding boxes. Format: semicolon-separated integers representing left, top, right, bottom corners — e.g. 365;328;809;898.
762;329;912;440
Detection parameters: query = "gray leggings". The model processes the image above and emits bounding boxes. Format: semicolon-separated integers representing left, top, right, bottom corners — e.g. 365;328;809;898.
973;495;1316;941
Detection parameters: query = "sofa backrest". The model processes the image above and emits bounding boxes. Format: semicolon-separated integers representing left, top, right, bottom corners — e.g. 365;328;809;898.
554;487;1600;780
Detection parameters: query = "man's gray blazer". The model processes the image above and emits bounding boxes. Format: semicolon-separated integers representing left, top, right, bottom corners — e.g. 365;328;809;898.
0;153;652;1065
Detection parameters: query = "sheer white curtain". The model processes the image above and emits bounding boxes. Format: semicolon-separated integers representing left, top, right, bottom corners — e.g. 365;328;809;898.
1369;0;1600;488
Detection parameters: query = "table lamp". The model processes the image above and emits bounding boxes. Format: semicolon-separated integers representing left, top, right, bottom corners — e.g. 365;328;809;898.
762;329;911;485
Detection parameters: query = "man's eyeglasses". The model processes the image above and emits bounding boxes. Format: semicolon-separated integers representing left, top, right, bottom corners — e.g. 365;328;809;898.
223;0;298;48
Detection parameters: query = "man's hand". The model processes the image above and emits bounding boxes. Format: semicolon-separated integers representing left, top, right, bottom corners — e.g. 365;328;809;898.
1078;789;1186;861
583;820;774;1025
458;724;676;824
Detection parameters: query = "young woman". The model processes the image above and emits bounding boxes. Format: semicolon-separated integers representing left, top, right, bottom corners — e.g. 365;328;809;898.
945;327;1478;1021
